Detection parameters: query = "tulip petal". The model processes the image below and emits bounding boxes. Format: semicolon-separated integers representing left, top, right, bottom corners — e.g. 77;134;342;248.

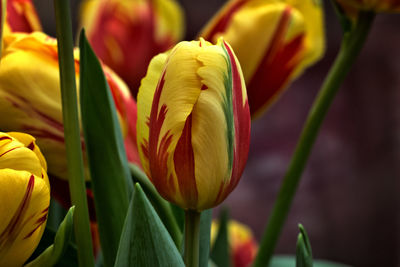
0;169;49;267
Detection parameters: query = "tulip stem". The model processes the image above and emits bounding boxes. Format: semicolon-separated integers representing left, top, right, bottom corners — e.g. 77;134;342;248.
184;210;201;267
253;11;375;267
54;1;95;267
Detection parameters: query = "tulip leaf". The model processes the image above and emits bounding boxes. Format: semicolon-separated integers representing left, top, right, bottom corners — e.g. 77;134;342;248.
79;29;133;267
199;209;212;267
330;0;352;33
296;224;313;267
25;207;75;267
271;256;351;267
210;208;231;267
129;164;182;249
114;183;185;267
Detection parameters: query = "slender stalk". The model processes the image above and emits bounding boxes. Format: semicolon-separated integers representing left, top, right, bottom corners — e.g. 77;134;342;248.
54;1;94;266
184;210;201;267
253;11;375;267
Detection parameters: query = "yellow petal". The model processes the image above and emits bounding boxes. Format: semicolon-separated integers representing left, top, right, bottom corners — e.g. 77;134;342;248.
0;169;49;267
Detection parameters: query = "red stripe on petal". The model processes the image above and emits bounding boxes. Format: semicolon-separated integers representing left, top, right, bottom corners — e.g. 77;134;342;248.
174;113;197;208
0;147;19;158
247;7;305;116
202;0;247;41
0;175;35;250
0;136;12;142
221;41;250;204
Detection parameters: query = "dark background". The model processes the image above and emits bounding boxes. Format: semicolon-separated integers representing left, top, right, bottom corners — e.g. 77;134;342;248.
33;0;400;266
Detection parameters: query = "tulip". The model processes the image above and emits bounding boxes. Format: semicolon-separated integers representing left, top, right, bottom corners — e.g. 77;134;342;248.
0;32;140;181
211;220;258;267
199;0;325;117
336;0;400;12
0;132;50;267
137;38;251;211
4;0;42;33
80;0;184;96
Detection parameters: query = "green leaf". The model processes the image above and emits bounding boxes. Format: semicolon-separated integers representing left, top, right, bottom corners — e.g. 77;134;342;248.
79;29;133;267
129;164;182;248
210;208;231;267
296;224;313;267
25;207;75;267
271;256;351;267
114;184;185;267
330;0;353;33
199;209;212;267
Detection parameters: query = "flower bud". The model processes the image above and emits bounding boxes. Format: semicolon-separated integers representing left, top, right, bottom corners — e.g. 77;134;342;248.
211;220;258;267
200;0;325;117
80;0;184;96
336;0;400;13
0;32;140;180
4;0;42;34
137;38;251;211
0;132;50;267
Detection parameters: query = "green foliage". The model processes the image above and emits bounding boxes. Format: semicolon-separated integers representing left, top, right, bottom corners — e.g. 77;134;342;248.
79;29;133;267
210;208;231;267
199;209;212;267
296;224;313;267
271;256;350;267
25;207;75;267
114;184;185;267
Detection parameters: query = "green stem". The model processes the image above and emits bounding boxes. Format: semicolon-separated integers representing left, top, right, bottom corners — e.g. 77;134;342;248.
54;1;94;266
184;210;201;267
129;164;183;249
252;11;375;267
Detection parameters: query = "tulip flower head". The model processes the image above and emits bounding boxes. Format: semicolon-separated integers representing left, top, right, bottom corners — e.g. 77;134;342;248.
336;0;400;12
0;132;50;267
4;0;42;33
211;220;258;267
0;32;140;180
137;38;251;211
80;0;184;96
200;0;325;117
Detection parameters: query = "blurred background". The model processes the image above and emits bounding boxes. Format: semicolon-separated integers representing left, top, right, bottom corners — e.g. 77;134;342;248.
33;0;400;266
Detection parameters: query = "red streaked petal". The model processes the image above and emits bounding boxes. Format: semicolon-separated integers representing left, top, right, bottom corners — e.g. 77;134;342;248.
173;113;197;209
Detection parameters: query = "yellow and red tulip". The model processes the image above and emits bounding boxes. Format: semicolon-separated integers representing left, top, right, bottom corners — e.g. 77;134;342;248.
0;132;50;267
211;220;258;267
336;0;400;12
4;0;42;34
80;0;184;96
0;32;140;181
137;38;251;211
200;0;325;117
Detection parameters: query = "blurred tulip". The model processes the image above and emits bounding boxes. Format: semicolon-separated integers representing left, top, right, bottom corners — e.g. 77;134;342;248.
0;32;141;181
200;0;325;117
80;0;184;96
137;38;251;211
0;132;50;267
336;0;400;12
211;220;258;267
4;0;42;34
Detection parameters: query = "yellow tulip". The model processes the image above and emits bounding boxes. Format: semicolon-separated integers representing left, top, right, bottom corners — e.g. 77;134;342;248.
80;0;184;96
211;220;258;267
200;0;325;117
137;38;251;211
0;32;141;180
0;132;50;267
336;0;400;12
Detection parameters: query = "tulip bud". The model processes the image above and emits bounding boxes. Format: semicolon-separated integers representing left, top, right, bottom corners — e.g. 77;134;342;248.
137;38;251;211
211;220;258;267
80;0;184;96
4;0;42;34
0;132;50;267
336;0;400;13
0;32;140;180
200;0;325;117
